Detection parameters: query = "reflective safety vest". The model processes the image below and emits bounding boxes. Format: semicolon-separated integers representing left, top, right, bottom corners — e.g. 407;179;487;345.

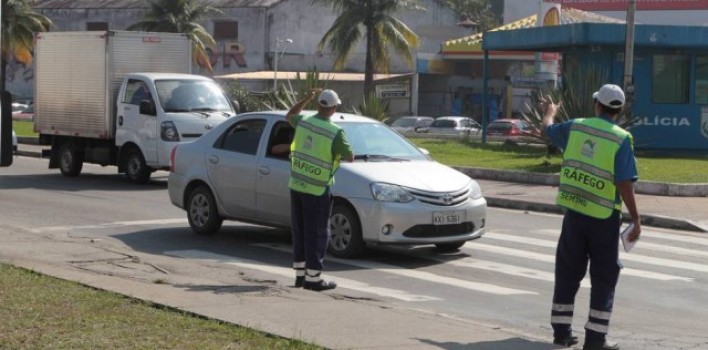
289;115;342;196
557;118;632;219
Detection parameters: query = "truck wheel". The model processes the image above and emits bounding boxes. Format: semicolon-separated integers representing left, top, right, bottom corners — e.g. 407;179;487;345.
329;204;366;258
124;148;151;184
435;241;467;252
59;143;83;177
187;185;223;235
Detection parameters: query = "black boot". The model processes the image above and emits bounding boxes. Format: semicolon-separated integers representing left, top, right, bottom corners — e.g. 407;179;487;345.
303;280;337;291
294;276;305;288
583;340;619;350
553;335;578;347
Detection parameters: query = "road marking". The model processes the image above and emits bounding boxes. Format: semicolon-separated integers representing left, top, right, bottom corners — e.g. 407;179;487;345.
426;256;591;288
486;233;708;274
255;244;537;296
32;218;188;232
471;243;693;282
165;249;439;302
527;228;708;248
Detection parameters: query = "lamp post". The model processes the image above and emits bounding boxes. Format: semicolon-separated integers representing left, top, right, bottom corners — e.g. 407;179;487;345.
273;38;293;91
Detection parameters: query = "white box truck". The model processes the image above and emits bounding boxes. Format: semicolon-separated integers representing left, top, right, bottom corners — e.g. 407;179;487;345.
34;31;236;183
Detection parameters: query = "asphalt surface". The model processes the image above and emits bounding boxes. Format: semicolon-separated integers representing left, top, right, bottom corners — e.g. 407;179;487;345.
4;141;707;350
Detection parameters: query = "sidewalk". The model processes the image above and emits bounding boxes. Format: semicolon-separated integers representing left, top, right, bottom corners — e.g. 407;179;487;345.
16;141;708;232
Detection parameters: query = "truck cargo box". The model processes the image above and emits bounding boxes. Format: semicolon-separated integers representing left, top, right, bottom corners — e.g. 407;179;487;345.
34;31;191;139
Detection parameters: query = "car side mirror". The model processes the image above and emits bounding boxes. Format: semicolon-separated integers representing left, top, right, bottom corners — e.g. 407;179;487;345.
419;147;430;155
231;100;240;114
139;100;157;116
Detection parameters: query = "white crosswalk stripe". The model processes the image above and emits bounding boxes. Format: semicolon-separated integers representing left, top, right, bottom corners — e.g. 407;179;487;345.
470;242;693;282
31;219;702;300
164;249;440;302
485;232;708;273
254;244;537;296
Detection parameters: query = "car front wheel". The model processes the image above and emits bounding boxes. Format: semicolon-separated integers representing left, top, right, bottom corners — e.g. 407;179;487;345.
329;204;365;258
124;148;151;184
187;185;223;235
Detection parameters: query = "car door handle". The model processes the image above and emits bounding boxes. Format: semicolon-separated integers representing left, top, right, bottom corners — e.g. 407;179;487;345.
258;166;271;175
209;155;219;164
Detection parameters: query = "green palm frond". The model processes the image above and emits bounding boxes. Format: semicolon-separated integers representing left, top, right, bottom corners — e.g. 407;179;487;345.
520;64;640;149
313;0;421;96
126;0;221;72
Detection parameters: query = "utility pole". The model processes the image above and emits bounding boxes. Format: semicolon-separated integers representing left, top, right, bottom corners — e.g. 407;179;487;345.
623;0;636;120
273;38;293;92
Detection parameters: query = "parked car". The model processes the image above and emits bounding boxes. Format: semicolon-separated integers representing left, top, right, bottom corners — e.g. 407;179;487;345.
11;102;28;114
486;119;537;144
422;116;481;135
389;116;434;133
12;104;34;121
168;111;487;258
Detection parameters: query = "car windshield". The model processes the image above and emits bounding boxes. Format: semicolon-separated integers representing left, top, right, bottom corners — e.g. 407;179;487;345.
339;122;428;161
156;80;232;113
391;118;417;127
431;119;457;128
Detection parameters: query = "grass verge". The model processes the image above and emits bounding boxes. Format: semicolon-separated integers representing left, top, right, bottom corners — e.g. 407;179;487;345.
12;120;37;137
0;263;323;350
411;138;708;183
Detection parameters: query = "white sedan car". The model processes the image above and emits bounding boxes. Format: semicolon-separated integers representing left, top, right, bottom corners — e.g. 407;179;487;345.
168;111;487;258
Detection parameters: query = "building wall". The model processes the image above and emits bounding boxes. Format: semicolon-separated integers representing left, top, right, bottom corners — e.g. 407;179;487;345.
8;0;466;102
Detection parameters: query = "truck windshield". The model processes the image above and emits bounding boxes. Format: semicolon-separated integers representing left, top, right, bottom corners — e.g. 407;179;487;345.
156;80;233;113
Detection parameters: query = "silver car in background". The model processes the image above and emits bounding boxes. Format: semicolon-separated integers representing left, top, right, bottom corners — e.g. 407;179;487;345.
422;116;481;136
168;111;487;258
389;116;434;134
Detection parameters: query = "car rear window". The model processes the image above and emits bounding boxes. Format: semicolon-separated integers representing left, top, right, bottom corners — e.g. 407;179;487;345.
431;119;457;127
488;122;512;131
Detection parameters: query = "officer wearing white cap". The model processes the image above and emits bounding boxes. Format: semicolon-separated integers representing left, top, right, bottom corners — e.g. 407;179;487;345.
286;89;353;291
541;84;642;350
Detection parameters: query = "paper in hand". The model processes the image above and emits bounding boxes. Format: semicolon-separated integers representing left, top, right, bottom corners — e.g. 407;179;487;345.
620;223;637;253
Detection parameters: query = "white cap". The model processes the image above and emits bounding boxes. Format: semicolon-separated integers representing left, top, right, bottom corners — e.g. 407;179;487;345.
592;84;625;109
318;89;342;108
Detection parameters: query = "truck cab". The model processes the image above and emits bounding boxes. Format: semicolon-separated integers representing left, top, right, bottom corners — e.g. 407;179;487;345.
115;73;233;182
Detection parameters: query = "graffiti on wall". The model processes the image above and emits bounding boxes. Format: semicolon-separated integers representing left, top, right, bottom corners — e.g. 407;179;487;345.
206;41;248;70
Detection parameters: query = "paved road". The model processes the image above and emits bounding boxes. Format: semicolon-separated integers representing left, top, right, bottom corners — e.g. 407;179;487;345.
2;156;707;349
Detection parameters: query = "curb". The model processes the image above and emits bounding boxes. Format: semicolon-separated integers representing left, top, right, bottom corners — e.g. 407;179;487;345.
455;167;708;197
486;197;708;233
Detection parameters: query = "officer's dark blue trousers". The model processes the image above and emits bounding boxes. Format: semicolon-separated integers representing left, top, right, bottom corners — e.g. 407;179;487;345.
551;209;621;347
290;188;332;283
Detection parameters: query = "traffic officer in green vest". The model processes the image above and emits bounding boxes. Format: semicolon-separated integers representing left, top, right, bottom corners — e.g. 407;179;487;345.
541;84;642;350
286;88;354;291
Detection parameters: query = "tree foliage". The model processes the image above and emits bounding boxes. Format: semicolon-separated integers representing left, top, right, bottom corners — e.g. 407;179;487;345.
446;0;501;32
127;0;221;73
313;0;420;99
1;0;52;90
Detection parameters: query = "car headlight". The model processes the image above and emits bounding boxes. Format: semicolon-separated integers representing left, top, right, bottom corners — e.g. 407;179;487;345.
469;180;483;199
161;121;180;141
371;183;414;203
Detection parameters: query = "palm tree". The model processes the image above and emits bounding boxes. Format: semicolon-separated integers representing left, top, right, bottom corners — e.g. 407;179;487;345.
127;0;221;73
314;0;420;98
1;0;52;91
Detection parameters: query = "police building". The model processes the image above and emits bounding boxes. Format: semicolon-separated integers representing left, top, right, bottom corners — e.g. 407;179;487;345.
495;0;708;151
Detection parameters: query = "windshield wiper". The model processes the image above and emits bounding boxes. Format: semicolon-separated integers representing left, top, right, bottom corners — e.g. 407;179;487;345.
354;154;409;162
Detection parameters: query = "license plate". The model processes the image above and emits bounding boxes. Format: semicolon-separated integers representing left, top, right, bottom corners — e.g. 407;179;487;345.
433;211;464;225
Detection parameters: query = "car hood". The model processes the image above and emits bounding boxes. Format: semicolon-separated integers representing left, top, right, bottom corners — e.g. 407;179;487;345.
338;160;470;192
